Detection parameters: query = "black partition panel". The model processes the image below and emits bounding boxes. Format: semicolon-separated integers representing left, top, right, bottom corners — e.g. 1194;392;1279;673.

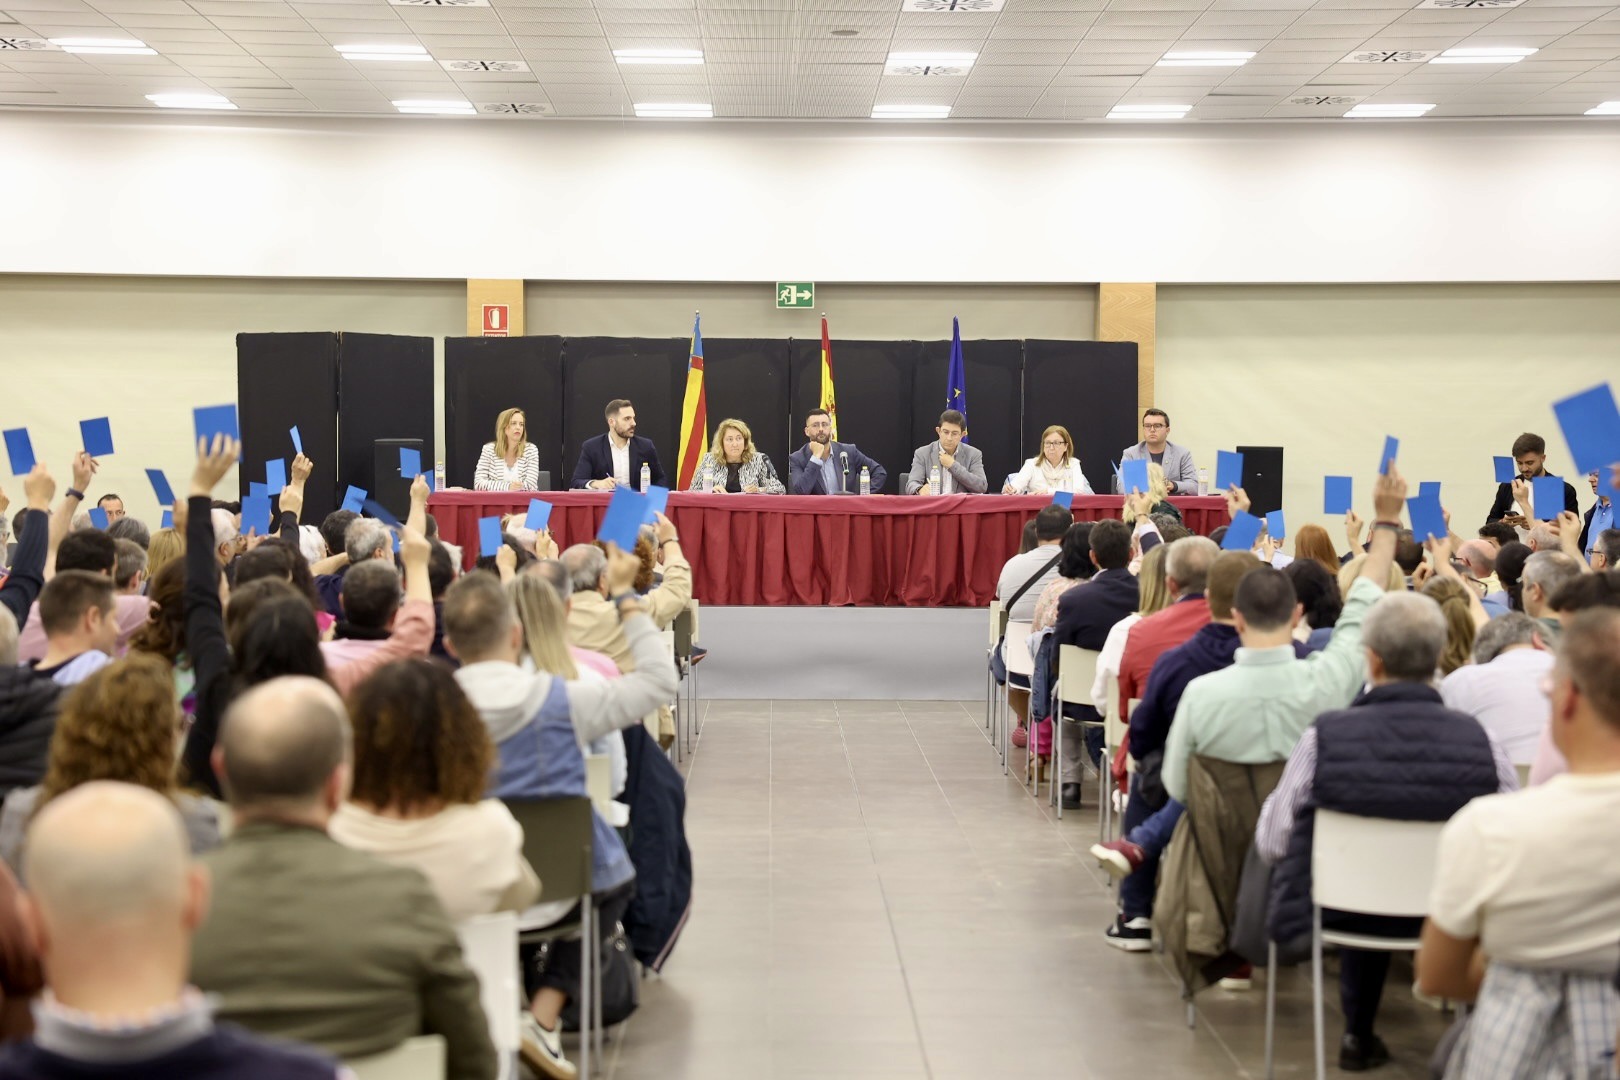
702;339;792;472
444;336;564;490
1236;445;1285;517
236;332;340;514
913;339;1023;489
1022;341;1138;496
561;338;687;488
788;340;918;493
336;333;434;502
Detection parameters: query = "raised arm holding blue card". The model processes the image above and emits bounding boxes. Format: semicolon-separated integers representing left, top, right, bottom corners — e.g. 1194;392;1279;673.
1486;432;1578;525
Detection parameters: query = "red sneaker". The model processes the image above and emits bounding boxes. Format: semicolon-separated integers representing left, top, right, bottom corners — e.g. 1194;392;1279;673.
1088;839;1145;880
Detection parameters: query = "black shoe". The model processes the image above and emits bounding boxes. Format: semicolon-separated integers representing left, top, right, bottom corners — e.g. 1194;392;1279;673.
1339;1033;1391;1072
1102;914;1153;952
1061;782;1082;810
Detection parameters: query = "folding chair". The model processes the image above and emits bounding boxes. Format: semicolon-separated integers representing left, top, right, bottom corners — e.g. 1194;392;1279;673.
1100;673;1126;841
1050;644;1102;819
1005;621;1035;786
672;602;699;754
984;600;1007;769
347;1035;447;1080
500;797;600;1080
1262;810;1445;1080
456;913;520;1080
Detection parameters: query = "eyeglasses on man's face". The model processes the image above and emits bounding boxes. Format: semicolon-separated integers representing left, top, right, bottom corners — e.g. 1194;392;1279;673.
1142;422;1168;431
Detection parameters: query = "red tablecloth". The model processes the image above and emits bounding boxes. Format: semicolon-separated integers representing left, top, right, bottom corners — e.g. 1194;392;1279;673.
427;491;1228;608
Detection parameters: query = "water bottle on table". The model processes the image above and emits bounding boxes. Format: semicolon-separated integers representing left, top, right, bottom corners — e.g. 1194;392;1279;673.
859;467;871;496
434;460;446;491
929;465;941;494
1197;467;1209;496
640;463;651;492
701;463;714;493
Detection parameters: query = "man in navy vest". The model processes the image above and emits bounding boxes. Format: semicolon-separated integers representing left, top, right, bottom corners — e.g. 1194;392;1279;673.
1258;586;1517;1072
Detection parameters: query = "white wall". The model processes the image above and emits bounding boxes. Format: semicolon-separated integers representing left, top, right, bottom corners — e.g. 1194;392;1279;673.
3;112;1620;283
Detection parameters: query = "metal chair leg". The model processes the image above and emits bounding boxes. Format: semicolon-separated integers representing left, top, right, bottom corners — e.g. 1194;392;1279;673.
579;894;593;1080
1265;941;1277;1080
1312;907;1326;1080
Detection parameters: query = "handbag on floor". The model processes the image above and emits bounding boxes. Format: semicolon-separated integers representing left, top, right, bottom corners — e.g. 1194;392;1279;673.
558;920;641;1031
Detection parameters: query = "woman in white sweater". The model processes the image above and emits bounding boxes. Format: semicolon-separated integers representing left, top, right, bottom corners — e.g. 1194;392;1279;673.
473;406;541;491
1003;424;1095;495
331;658;540;921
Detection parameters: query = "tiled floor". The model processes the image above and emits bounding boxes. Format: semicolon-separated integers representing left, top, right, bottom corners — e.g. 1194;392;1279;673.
598;700;1455;1080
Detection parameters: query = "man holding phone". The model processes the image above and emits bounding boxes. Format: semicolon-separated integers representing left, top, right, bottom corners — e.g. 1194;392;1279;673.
1485;432;1579;527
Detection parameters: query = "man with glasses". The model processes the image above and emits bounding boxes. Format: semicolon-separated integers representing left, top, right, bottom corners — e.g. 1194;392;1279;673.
1577;470;1614;566
1117;409;1198;495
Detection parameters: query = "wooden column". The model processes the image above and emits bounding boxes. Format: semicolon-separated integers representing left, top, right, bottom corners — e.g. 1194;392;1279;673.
1096;283;1156;415
466;279;525;336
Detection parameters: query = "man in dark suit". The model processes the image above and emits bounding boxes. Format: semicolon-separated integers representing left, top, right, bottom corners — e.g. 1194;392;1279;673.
787;408;887;495
1051;518;1140;808
570;399;668;492
1485;432;1578;525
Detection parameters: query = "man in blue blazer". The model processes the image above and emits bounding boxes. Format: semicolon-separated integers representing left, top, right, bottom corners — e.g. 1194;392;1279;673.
787;408;887;495
570;398;668;492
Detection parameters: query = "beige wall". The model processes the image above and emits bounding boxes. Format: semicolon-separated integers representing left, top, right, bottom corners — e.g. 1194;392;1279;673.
1159;283;1620;547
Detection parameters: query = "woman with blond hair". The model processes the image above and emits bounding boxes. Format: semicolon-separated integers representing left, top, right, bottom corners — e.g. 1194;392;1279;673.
145;525;185;583
1003;425;1094;495
687;417;785;494
1119;463;1182;526
473;406;541;491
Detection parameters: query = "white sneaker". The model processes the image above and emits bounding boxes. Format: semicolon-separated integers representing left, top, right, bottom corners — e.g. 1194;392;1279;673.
520;1012;577;1080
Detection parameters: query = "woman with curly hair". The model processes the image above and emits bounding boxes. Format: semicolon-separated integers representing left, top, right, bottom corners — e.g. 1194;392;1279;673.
0;654;222;874
330;658;539;921
126;558;198;720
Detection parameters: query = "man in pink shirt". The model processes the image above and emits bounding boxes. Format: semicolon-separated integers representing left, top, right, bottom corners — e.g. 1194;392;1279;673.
15;530;152;664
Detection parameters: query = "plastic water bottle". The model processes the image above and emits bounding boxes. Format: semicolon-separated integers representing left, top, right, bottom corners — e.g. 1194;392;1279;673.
1197;467;1209;496
859;466;871;496
434;459;446;491
701;463;713;493
640;463;651;492
929;465;942;494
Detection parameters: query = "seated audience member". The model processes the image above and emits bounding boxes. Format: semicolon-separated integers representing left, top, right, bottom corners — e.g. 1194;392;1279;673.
318;509;357;564
0;654;221;875
1150;513;1191;544
1486;432;1579;525
905;410;986;495
1031;522;1096;635
1119;463;1182;525
1441;612;1553;767
1492;540;1531;611
1454;538;1509;617
572;398;668;492
788;408;887;495
32;571;119;687
1114;534;1219;741
320;551;433;695
1291;523;1341;578
207;508;238;567
0;859;41;1040
1421;576;1482;676
475;406;541;492
94;493;125;523
1336;549;1405;597
479;532;537;580
126;558;192;699
691;417;788;494
1116;408;1197;495
428;539;458;665
146;525;185;582
112;537;147;597
444;564;676;1079
0;782;345;1080
998;505;1073;623
1588;527;1618;572
0;598;63;803
233;538;331;630
106;515;149;550
1549;570;1620;622
311;510;361;616
1004;425;1093;495
191;676;494;1078
1284;559;1342;654
1418;609;1620;1080
17;529;154;663
1578;471;1614;564
1259;590;1516;1072
331;659;539;921
1525;520;1561;553
1477;521;1518;549
1521;550;1583;642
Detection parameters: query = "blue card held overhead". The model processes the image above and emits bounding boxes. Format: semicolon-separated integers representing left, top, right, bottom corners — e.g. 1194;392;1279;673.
360;499;400;528
290;426;303;455
341;486;366;514
1494;456;1517;484
1323;476;1353;516
1531;475;1565;521
597;486;648;550
240;494;272;537
399;447;421;478
265;458;287;494
1222;511;1263;552
1418;481;1441;502
644;485;670;520
80;417;114;458
478;516;504;558
1553;383;1620;477
88;507;109;530
1119;458;1150;495
3;428;36;476
524;498;553;532
160;509;173;530
1266;510;1286;541
1215;450;1244;492
1378;436;1399;476
193;404;239;447
1408;493;1447;543
248;482;269;498
145;468;175;507
1050;490;1073;509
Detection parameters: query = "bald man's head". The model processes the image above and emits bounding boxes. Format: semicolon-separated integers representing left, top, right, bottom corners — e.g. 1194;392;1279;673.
1456;539;1496;580
216;676;351;820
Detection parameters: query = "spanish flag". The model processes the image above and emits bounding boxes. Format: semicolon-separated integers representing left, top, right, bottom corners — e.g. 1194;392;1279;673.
676;313;707;490
820;314;838;441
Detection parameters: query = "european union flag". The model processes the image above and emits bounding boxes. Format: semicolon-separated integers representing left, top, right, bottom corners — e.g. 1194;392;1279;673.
946;316;969;442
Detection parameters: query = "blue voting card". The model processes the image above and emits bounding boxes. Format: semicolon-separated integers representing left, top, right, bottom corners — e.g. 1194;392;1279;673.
392;531;401;554
1120;458;1150;495
2;429;35;476
1531;475;1565;521
88;507;109;530
399;447;421;478
160;509;173;530
361;499;400;528
340;486;366;514
524;499;553;532
240;494;272;537
478;516;504;557
597;487;648;549
1378;436;1398;476
423;472;434;492
1265;510;1286;541
265;458;287;494
1323;476;1353;516
80;417;114;457
1050;490;1073;509
644;485;670;520
1494;456;1516;484
1553;383;1620;477
1215;450;1244;492
145;468;175;507
193;404;239;446
1418;481;1441;502
248;482;269;498
1222;511;1263;552
290;426;303;454
1407;493;1447;543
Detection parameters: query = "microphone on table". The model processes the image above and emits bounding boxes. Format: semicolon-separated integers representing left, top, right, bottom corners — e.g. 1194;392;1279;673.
840;451;849;490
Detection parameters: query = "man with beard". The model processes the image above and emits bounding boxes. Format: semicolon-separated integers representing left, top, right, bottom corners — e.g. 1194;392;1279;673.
788;408;887;495
571;399;668;492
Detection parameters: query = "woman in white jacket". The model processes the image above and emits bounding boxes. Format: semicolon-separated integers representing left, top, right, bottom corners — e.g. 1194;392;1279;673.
473;406;541;491
1003;424;1094;495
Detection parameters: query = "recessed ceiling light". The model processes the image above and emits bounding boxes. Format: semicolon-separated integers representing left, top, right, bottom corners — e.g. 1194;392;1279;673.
50;36;155;55
1431;46;1536;64
1157;50;1254;68
901;0;1004;10
337;44;432;62
146;92;235;109
1108;104;1190;120
1344;103;1435;118
1587;101;1620;115
393;98;474;115
871;104;951;119
830;29;860;37
613;49;703;65
634;103;712;118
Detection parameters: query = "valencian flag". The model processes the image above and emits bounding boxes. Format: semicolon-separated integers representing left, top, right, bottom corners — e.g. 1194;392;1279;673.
947;316;969;442
820;314;838;440
676;313;707;490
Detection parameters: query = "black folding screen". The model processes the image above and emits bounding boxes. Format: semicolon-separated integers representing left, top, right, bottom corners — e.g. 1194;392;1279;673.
561;338;688;489
444;336;565;489
789;340;916;493
1023;341;1140;495
336;333;434;501
914;339;1023;492
700;338;792;491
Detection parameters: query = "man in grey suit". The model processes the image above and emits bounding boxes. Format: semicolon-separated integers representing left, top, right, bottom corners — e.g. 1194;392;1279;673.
1117;408;1199;494
905;410;988;495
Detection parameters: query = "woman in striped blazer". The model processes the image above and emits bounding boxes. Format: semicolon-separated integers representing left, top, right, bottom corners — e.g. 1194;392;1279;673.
473;407;541;491
686;418;785;494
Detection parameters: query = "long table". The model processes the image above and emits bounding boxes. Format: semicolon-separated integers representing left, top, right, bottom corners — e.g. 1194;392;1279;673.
428;491;1229;608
